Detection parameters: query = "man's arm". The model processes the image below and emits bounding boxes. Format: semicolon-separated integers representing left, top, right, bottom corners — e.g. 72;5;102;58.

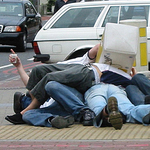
88;43;100;60
9;49;29;86
130;67;137;77
57;43;100;65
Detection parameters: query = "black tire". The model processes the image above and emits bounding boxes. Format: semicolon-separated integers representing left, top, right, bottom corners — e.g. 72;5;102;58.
16;33;27;52
66;49;89;60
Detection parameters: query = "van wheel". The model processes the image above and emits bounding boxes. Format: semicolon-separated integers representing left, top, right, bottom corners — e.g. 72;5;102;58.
16;33;27;52
66;49;89;60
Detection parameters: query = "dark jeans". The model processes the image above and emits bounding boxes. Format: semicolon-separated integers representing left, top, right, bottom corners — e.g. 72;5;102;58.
26;63;94;104
125;74;150;105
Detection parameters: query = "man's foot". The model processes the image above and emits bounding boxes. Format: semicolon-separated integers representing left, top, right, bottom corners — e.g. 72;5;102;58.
145;95;150;104
80;109;95;126
143;112;150;124
50;116;74;129
107;97;123;130
5;113;25;124
14;92;25;113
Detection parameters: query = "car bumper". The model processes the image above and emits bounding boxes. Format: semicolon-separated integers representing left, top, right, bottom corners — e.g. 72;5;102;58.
33;54;50;62
0;32;24;46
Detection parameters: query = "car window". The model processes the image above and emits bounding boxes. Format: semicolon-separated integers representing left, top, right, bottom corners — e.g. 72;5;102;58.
51;7;104;28
102;5;149;27
0;2;23;16
120;6;149;25
25;2;36;15
102;6;119;27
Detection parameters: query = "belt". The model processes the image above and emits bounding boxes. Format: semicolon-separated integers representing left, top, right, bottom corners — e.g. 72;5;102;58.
91;64;103;78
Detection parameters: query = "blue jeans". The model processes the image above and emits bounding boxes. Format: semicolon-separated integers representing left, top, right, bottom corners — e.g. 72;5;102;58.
45;81;87;116
21;96;51;109
21;96;32;109
85;83;150;127
126;74;150;105
23;101;71;127
23;81;87;127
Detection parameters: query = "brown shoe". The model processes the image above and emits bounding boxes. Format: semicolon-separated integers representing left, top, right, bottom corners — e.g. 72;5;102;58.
107;97;123;130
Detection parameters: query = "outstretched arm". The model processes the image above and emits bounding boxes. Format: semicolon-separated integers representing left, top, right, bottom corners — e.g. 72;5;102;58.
9;49;29;86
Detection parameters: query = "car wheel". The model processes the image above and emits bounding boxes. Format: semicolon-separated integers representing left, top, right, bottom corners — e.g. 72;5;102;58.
16;33;27;52
65;49;89;60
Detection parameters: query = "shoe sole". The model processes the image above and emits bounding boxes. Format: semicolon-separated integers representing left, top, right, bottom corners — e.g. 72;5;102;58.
107;97;123;130
51;116;74;129
143;112;150;124
14;92;24;114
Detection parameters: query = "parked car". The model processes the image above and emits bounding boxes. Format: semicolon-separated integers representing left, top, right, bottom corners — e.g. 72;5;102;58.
33;0;150;68
0;0;42;52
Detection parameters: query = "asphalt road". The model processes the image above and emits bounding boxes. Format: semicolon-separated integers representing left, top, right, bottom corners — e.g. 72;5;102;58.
0;44;41;82
0;18;49;83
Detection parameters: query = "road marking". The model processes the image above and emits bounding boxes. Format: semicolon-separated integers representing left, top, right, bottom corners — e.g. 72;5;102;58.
0;64;13;69
0;57;34;70
27;58;34;61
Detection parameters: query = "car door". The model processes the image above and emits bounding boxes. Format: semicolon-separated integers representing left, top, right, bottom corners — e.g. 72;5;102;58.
96;5;120;41
25;2;40;41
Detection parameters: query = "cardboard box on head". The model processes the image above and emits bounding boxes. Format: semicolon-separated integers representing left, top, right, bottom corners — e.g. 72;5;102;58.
96;23;139;74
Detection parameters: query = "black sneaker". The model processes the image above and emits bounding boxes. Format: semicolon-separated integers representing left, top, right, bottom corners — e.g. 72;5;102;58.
50;116;74;129
143;112;150;124
145;95;150;104
14;92;25;113
80;109;95;126
107;97;123;130
5;113;25;124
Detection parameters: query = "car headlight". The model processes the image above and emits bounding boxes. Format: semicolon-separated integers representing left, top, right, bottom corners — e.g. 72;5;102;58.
4;26;21;32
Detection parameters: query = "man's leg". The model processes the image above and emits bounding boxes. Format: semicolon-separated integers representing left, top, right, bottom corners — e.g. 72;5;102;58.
22;101;74;128
129;105;150;125
26;64;73;91
111;85;150;125
125;85;145;105
131;74;150;104
131;74;150;95
84;83;123;129
45;81;95;126
29;64;94;105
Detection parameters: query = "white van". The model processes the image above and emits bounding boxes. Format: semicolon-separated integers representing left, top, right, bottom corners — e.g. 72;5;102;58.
33;0;150;70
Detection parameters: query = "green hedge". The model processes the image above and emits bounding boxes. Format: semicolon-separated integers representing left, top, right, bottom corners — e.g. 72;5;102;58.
47;0;56;12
